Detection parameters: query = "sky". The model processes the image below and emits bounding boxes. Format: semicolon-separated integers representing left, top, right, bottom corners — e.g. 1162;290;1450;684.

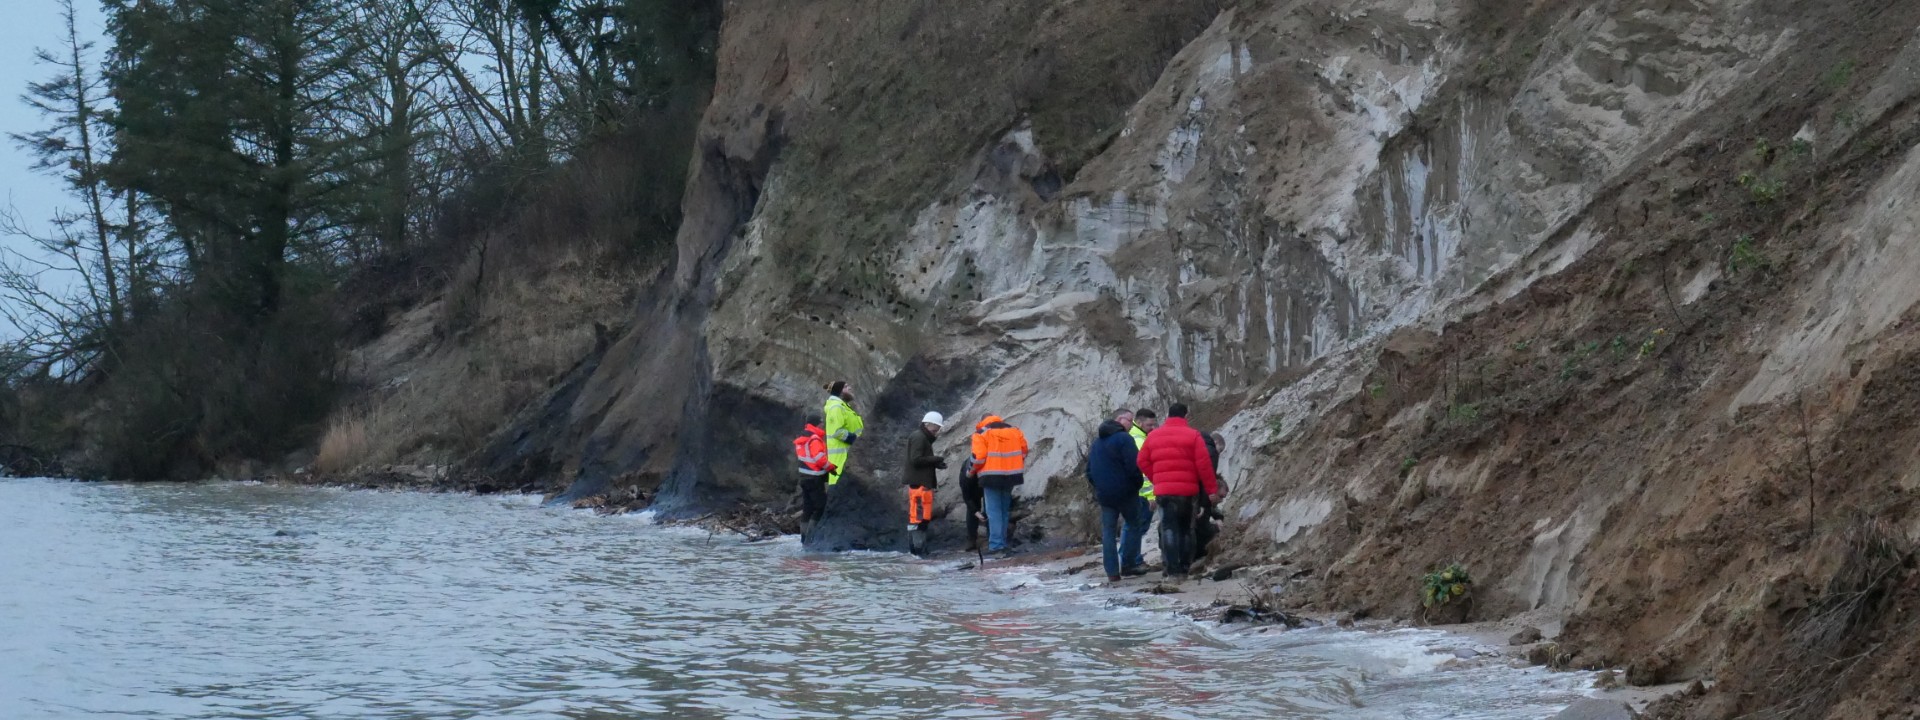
0;0;108;326
0;0;107;253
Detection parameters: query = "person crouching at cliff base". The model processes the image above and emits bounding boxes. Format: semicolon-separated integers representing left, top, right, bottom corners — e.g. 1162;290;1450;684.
823;381;864;485
1136;403;1221;580
970;414;1029;558
958;457;985;551
793;414;835;538
903;411;947;557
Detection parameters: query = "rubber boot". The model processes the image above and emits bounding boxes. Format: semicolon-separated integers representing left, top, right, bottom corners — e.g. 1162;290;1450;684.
908;525;928;557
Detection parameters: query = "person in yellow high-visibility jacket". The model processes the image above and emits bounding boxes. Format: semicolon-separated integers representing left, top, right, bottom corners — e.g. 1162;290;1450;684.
822;381;864;485
1117;408;1158;576
1130;408;1159;504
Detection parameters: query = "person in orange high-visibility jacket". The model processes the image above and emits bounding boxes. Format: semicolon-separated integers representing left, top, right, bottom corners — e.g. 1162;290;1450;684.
969;415;1029;555
793;413;835;538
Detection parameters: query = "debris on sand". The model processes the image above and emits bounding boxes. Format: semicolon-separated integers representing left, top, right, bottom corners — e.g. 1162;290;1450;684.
1217;582;1307;628
705;503;800;542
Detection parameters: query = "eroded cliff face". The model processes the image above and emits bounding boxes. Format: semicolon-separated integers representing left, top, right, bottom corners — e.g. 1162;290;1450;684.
474;0;1920;714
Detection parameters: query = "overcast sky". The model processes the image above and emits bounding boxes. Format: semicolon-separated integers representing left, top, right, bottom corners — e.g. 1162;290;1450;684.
1;0;107;249
0;0;108;328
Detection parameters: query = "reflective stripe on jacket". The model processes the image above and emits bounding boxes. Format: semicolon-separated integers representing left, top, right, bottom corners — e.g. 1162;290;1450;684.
794;425;831;475
824;395;863;485
1130;425;1155;500
970;418;1028;476
824;396;864;452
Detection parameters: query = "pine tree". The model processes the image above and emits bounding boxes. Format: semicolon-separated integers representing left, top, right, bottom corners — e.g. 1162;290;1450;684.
1;0;131;377
107;0;371;319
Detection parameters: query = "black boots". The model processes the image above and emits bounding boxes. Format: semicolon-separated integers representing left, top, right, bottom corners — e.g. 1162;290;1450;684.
908;524;929;557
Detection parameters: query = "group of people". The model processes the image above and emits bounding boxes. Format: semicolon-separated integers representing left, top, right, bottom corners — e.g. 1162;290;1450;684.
1085;405;1226;582
792;380;1225;580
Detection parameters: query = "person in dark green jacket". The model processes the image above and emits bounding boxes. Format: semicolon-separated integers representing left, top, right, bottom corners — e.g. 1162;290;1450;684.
903;411;947;556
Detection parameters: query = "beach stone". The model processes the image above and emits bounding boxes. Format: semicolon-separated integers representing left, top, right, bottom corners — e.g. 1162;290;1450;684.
1594;668;1622;689
1524;642;1558;666
1508;626;1543;645
1626;653;1671;686
1551;699;1637;720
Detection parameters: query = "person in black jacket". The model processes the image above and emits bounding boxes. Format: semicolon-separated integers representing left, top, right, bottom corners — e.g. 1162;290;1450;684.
1087;418;1150;581
1195;431;1226;560
956;458;984;551
903;411;947;556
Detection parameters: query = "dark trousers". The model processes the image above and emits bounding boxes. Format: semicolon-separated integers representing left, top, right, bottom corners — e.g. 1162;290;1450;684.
1159;495;1201;576
798;475;828;525
961;476;984;545
1195;495;1221;559
1099;498;1150;578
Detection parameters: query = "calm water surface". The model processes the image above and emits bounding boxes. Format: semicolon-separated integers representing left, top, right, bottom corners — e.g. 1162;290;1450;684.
0;480;1591;719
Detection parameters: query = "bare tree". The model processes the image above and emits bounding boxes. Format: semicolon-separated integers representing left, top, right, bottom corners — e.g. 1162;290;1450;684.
339;0;444;255
10;0;124;331
0;207;114;379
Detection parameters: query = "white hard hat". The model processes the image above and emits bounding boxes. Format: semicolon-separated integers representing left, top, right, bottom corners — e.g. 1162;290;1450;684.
921;411;946;428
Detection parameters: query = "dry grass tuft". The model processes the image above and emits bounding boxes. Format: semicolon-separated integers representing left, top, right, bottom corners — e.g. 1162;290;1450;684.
330;244;643;474
315;416;371;475
1753;514;1916;719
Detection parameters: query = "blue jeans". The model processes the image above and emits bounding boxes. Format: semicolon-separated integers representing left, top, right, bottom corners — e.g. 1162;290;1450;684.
1099;498;1150;578
984;487;1013;551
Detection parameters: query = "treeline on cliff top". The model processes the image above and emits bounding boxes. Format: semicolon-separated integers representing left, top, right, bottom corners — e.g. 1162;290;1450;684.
0;0;717;478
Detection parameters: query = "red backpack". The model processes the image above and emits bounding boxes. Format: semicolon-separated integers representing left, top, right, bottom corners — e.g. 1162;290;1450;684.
794;427;830;475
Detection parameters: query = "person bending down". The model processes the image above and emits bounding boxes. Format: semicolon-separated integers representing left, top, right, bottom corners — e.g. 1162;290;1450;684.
1136;403;1220;580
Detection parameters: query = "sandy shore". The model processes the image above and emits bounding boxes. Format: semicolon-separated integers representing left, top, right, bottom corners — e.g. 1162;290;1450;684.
947;542;1690;717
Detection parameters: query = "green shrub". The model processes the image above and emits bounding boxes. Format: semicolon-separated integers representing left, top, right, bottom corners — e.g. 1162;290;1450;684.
94;291;341;479
1422;563;1473;608
1738;172;1784;203
1821;60;1857;92
1638;329;1664;359
1729;234;1770;273
1836;108;1860;130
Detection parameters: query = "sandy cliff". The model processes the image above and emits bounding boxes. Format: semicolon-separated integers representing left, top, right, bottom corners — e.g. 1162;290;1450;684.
341;1;1920;715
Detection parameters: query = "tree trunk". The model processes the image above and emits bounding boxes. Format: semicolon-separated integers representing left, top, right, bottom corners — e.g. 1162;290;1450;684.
62;0;121;330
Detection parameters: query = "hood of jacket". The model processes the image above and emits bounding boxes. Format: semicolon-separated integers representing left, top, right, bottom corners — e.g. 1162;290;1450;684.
975;415;1004;431
1097;419;1126;438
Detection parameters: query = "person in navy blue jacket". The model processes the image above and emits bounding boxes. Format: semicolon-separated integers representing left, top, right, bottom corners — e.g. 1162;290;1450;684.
1086;418;1150;581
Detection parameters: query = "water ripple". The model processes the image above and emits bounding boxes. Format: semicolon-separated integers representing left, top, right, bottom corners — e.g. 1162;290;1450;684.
1;480;1589;719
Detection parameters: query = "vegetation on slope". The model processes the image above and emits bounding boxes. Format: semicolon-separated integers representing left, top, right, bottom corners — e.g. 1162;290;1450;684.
0;0;718;478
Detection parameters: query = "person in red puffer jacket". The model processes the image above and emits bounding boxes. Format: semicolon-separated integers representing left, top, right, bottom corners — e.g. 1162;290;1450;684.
1136;403;1220;580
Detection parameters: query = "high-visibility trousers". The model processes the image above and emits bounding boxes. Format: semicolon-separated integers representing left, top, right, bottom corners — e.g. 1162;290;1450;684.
908;487;935;526
826;443;850;485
